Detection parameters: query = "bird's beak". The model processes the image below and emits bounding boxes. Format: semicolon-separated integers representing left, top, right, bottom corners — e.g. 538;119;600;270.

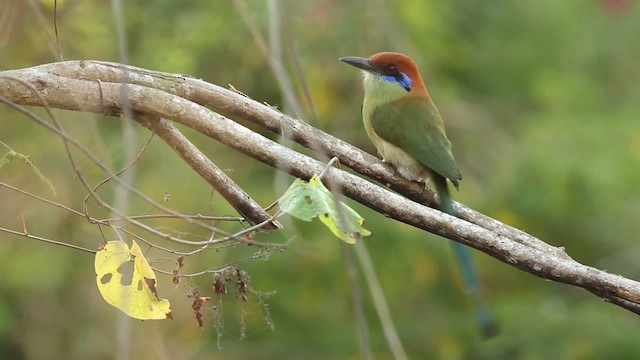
339;56;377;73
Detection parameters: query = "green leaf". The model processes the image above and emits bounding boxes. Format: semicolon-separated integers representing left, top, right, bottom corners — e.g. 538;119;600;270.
279;174;371;244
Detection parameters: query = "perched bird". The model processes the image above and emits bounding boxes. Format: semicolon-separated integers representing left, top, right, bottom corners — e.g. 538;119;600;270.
340;52;496;337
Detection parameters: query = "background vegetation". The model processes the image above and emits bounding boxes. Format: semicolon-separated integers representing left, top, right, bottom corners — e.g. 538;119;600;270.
1;0;640;358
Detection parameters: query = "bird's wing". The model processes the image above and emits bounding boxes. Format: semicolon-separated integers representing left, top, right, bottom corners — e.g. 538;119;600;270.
370;96;462;182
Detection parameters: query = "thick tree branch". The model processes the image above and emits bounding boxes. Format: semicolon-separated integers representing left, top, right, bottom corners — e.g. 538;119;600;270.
1;61;640;316
45;60;566;258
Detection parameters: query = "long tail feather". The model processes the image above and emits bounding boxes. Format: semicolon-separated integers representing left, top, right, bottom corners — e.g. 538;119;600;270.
434;175;498;338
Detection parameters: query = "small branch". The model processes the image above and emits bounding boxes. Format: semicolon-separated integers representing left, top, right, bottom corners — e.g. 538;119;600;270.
341;244;373;360
355;242;408;360
102;214;245;222
53;0;63;61
233;0;304;117
0;225;96;254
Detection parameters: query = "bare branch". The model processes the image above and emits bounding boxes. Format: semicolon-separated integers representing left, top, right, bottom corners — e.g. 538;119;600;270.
1;61;640;316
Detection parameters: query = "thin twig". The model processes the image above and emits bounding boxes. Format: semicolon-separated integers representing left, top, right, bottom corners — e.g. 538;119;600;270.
101;214;245;222
83;130;154;220
53;0;63;61
354;242;408;360
318;157;340;179
0;225;96;254
233;0;304;117
342;243;373;360
282;17;319;124
153;245;281;278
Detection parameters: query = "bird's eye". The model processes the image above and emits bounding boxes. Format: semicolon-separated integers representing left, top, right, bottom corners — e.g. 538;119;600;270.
384;64;398;74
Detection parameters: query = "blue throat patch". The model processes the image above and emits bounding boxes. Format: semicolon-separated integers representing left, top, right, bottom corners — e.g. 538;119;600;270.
382;71;412;92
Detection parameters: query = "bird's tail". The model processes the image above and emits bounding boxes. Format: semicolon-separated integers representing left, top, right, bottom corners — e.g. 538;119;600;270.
434;175;498;338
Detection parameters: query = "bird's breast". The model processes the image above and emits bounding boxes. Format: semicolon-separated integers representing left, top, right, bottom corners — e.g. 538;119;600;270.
374;136;432;182
362;109;431;183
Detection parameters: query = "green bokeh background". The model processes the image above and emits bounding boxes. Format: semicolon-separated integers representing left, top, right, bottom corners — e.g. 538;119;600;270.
1;0;640;359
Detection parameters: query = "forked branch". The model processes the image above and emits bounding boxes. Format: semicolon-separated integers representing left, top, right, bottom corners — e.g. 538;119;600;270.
1;61;640;316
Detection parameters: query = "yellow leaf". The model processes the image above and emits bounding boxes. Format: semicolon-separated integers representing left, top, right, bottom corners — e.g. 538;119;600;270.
95;240;172;320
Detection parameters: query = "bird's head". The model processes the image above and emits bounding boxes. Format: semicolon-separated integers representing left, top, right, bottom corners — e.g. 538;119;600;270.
340;52;429;98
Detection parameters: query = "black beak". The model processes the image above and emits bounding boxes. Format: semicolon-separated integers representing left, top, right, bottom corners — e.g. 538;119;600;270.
339;56;377;73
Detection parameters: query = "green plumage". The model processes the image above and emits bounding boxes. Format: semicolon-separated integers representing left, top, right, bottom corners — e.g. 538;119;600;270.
369;96;461;186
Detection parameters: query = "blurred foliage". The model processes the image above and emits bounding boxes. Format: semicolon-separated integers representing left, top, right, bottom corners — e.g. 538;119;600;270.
1;0;640;359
